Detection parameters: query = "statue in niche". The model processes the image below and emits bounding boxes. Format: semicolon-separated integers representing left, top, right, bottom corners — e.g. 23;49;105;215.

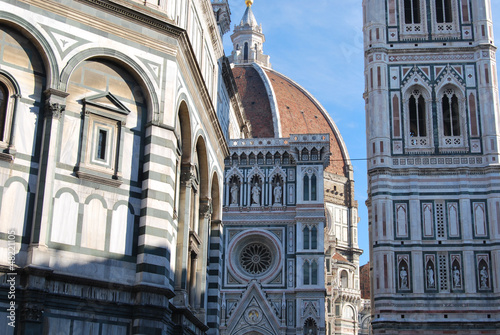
427;266;435;288
453;266;461;288
251;183;261;206
230;183;239;205
273;182;282;205
400;266;408;289
480;266;489;289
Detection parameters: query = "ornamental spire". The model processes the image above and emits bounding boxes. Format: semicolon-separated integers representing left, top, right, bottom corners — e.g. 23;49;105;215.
229;0;271;67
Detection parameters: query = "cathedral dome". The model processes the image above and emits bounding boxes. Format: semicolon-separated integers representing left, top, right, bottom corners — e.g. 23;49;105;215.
232;62;350;177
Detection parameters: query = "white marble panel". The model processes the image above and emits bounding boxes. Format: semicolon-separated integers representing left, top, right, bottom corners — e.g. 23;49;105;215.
15;103;37;155
60;115;81;165
110;204;134;255
0;180;28;236
81;198;107;250
51;192;78;245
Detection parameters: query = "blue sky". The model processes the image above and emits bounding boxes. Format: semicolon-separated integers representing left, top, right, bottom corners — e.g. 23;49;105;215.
223;0;500;265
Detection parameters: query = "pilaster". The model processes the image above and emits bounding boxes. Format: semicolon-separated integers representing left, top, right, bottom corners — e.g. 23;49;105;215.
28;88;68;268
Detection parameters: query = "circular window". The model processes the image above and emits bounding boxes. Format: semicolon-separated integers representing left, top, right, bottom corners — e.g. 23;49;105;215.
227;230;282;283
240;243;272;275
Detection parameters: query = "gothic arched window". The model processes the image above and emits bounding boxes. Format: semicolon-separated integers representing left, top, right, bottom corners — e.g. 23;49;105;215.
311;226;318;249
311;174;317;201
404;0;421;24
435;0;452;23
303;174;310;201
303;261;310;285
409;90;426;137
303;225;318;250
304;226;310;249
442;90;460;136
311;261;318;285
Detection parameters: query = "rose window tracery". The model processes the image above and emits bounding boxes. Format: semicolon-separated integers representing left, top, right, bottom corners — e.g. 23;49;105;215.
240;243;272;274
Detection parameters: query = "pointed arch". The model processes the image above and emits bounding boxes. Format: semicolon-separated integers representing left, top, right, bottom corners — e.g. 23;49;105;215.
435;84;467;148
402;81;433;149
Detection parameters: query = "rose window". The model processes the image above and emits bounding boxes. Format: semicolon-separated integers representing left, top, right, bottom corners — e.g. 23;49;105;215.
240;243;272;275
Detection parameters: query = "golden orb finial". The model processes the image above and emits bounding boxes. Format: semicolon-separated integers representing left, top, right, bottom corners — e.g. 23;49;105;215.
245;0;253;7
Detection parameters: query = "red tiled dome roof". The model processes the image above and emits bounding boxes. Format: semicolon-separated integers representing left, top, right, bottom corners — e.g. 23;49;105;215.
232;64;349;176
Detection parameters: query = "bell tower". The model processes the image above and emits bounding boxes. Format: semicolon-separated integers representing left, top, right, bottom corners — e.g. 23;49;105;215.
364;0;500;333
228;0;271;67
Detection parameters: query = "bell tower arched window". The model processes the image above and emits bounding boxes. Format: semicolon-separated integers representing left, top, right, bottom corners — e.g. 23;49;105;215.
404;0;421;24
435;0;452;23
438;87;466;149
442;90;460;136
409;91;426;138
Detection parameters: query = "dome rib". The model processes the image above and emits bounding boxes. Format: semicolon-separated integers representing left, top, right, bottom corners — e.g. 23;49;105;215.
263;68;350;176
231;63;351;177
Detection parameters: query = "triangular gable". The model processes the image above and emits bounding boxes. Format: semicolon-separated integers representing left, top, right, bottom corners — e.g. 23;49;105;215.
435;66;445;78
83;92;131;116
419;66;431;80
248;165;265;181
226;281;281;335
225;166;244;182
452;65;463;78
269;165;286;180
435;65;466;91
402;66;412;79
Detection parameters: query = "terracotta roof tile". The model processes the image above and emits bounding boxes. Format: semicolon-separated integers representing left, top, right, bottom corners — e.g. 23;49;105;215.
264;69;346;176
332;253;349;262
232;66;275;138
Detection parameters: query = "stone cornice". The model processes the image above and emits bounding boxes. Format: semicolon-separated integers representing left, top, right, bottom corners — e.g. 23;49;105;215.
365;44;497;60
368;164;500;177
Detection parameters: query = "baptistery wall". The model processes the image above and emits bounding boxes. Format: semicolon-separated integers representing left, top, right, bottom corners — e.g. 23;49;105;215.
0;0;239;334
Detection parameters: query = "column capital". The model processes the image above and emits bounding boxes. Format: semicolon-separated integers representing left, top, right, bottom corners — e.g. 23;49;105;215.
44;88;69;119
44;102;66;119
180;163;198;187
199;198;213;218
